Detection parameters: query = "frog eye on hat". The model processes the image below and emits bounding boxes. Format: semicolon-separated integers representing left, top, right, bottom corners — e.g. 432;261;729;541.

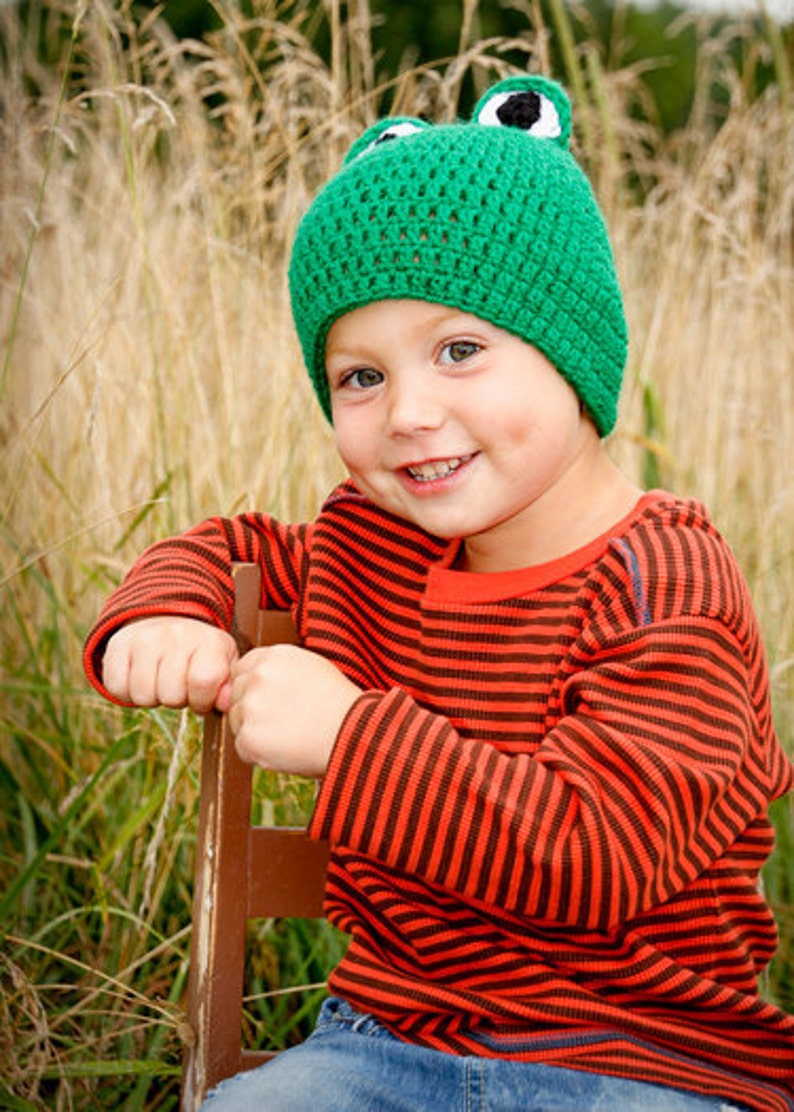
343;117;429;165
473;76;572;150
364;120;426;151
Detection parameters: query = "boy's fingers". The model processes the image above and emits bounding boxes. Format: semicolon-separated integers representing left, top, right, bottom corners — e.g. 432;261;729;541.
186;639;238;714
102;624;160;704
153;655;191;709
126;654;161;707
228;645;268;679
214;679;233;714
102;630;142;702
100;646;127;701
101;619;238;710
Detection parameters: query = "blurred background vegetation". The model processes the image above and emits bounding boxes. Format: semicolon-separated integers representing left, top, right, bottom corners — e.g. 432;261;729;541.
1;0;793;1108
13;0;794;128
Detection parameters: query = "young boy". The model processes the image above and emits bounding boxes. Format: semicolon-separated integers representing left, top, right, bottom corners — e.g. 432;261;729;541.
84;77;794;1110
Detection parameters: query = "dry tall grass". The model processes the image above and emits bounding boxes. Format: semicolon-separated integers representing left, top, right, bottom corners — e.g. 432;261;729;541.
1;1;792;1106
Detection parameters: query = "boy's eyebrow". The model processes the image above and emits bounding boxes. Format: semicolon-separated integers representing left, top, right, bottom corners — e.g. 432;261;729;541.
326;305;482;358
324;337;367;362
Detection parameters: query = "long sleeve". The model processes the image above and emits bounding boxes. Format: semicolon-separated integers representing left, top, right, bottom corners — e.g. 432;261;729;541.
310;612;775;934
83;512;312;701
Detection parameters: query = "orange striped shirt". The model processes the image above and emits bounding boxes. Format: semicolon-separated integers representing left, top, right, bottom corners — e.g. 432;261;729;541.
84;484;794;1110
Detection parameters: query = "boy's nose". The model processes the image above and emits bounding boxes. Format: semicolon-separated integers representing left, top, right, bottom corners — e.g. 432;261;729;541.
386;375;445;435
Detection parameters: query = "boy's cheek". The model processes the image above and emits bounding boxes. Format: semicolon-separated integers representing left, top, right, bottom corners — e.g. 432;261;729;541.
333;422;371;474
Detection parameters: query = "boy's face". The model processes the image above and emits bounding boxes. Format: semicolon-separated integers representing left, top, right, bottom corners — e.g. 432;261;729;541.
325;299;603;572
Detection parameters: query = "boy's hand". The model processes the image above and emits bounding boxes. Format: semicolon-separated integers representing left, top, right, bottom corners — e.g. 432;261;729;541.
228;646;361;779
102;617;239;714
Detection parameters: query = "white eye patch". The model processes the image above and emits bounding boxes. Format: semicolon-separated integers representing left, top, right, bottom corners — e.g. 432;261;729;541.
364;120;426;153
476;89;562;141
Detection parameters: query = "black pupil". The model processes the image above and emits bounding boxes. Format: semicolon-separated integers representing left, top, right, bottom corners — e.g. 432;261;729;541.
496;91;542;130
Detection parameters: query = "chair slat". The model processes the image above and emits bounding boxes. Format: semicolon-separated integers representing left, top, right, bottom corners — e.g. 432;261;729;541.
247;828;330;919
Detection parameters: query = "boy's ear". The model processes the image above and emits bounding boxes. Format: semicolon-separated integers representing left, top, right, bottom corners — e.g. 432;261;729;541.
343;117;430;165
472;76;572;150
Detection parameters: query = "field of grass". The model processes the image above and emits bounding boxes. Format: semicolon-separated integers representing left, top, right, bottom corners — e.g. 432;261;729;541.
1;1;792;1107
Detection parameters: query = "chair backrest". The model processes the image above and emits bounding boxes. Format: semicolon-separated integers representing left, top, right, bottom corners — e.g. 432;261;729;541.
182;564;330;1111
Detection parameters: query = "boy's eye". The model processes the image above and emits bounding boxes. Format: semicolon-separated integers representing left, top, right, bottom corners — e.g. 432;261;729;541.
440;340;480;364
342;367;384;389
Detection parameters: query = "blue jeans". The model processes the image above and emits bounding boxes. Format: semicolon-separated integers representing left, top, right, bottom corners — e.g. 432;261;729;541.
202;996;750;1111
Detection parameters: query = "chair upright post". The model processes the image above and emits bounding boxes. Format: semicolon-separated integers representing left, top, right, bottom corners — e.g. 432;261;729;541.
183;706;253;1109
181;565;329;1110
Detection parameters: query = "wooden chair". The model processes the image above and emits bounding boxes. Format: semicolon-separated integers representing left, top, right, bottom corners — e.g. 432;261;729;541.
182;564;330;1111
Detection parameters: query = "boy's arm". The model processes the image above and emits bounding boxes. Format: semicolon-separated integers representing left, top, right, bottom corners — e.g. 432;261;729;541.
83;513;311;704
308;614;793;932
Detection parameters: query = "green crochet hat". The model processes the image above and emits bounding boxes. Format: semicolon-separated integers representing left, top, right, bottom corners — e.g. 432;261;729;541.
288;75;627;437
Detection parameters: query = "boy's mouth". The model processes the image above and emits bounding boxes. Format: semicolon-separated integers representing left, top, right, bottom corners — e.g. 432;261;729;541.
405;454;474;483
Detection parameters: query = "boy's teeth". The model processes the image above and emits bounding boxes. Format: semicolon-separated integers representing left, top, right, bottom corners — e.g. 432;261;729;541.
407;456;468;482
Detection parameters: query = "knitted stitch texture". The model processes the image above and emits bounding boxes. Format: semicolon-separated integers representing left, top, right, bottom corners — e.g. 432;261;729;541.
289;76;627;436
